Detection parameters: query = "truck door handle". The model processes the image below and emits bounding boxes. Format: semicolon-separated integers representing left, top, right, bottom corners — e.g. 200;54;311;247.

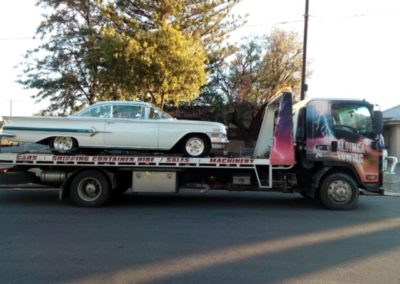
331;141;338;152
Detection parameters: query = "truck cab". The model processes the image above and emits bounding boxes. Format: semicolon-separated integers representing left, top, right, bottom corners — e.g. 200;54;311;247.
292;97;389;207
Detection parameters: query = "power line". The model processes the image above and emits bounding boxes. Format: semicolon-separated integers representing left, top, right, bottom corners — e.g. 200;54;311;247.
0;37;36;41
235;10;400;30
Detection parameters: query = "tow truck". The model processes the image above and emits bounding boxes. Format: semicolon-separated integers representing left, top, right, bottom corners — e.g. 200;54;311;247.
0;91;397;209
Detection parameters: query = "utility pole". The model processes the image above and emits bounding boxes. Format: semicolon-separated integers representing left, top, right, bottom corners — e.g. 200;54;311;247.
300;0;309;100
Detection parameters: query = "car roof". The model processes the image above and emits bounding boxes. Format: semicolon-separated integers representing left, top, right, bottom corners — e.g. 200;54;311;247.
92;101;155;108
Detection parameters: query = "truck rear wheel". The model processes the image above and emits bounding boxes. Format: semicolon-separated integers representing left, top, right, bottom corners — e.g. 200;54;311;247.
70;170;111;207
319;173;359;210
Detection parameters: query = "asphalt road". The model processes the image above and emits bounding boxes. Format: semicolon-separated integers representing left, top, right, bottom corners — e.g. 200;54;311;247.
0;189;400;284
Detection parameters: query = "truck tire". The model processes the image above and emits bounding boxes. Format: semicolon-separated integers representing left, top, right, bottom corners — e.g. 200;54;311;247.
70;170;111;207
319;173;359;210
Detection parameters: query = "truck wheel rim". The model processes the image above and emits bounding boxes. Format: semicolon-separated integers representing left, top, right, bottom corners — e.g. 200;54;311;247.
54;137;74;151
185;137;205;156
77;178;102;202
327;180;352;204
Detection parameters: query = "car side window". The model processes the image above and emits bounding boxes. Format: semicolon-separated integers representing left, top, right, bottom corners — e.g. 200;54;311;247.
149;107;161;119
77;105;111;118
113;105;143;119
149;106;173;119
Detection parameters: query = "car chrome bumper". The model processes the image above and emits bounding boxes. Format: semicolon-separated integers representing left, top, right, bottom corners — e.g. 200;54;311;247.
211;137;229;149
212;143;229;149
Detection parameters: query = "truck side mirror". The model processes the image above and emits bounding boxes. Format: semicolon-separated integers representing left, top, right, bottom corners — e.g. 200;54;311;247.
373;110;383;135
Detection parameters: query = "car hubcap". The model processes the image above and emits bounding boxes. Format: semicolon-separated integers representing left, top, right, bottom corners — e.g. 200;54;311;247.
53;136;74;151
327;180;352;204
77;178;102;202
186;137;205;156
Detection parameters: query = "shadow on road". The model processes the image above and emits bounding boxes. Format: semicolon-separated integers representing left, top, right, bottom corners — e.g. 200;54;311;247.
0;189;399;284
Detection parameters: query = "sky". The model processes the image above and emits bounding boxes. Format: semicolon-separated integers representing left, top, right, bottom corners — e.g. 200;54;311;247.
1;0;400;116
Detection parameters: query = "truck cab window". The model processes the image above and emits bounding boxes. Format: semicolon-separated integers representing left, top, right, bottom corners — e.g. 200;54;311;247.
332;104;374;139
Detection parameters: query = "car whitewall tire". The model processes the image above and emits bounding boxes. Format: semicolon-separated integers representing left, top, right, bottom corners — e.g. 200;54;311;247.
182;135;210;157
51;136;77;153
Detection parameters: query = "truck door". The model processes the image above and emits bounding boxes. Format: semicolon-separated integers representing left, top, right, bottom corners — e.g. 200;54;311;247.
306;101;380;184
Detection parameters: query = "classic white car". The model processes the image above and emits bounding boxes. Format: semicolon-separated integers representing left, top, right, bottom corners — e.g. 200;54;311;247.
0;101;228;157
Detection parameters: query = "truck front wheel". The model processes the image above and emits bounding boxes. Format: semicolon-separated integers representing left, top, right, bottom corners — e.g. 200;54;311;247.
319;173;359;210
70;170;111;207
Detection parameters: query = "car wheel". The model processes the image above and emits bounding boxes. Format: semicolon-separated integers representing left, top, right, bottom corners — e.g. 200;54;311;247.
51;136;78;153
182;135;210;157
70;170;111;207
319;173;359;210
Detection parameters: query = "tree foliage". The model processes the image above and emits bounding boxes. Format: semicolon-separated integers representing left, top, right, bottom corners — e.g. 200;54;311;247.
18;0;106;113
259;29;303;98
97;21;208;109
194;29;305;145
18;0;243;113
106;0;242;55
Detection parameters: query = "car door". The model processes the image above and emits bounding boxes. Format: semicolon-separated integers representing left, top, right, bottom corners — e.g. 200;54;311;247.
72;104;111;147
104;104;159;149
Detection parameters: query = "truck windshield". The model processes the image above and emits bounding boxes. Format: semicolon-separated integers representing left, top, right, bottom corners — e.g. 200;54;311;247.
332;104;374;139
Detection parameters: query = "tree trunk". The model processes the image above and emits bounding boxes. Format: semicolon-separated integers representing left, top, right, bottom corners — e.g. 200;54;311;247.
160;93;165;110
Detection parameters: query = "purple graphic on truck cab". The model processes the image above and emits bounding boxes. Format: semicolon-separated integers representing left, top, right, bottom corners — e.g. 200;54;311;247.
270;92;295;166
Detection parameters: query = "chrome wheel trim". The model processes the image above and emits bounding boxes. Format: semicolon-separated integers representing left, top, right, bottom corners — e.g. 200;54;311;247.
185;137;205;156
77;177;102;202
53;136;74;151
327;179;352;204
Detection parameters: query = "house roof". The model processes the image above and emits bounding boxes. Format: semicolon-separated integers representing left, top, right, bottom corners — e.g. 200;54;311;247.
384;104;400;121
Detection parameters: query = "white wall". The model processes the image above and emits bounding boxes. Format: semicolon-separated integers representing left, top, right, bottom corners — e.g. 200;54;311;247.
384;125;400;160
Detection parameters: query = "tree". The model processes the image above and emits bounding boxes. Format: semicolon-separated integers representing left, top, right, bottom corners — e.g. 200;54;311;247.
258;29;303;99
227;38;263;104
18;0;107;114
215;30;304;145
97;0;243;108
97;23;207;109
108;0;243;56
18;0;244;113
225;38;264;144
